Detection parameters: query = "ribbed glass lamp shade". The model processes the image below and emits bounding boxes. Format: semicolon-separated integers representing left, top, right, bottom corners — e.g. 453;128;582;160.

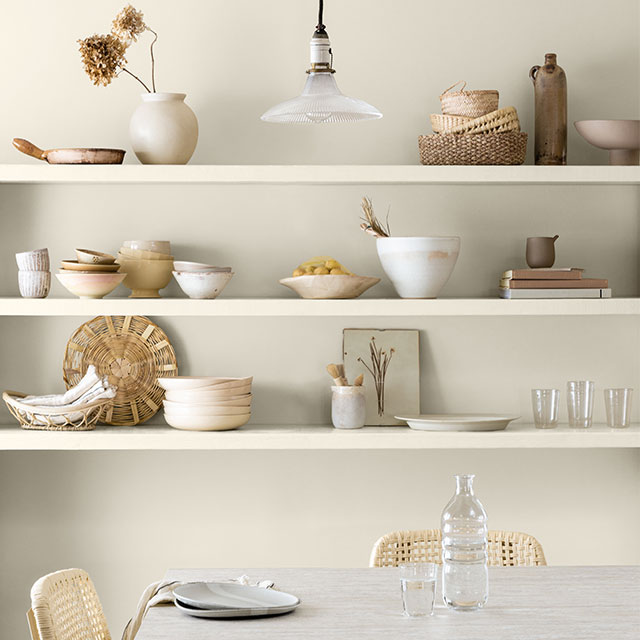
261;72;382;124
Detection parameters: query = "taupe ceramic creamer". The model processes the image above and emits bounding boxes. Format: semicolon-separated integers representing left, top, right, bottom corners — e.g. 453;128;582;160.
530;54;567;165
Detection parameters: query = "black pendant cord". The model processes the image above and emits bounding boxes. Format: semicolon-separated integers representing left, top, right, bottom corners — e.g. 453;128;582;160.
316;0;326;33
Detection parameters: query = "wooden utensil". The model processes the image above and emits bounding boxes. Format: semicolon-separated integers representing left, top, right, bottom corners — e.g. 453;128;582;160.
13;138;125;165
354;374;364;386
326;364;347;386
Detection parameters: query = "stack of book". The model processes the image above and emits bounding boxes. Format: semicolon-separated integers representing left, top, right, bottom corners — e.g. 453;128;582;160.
499;268;611;299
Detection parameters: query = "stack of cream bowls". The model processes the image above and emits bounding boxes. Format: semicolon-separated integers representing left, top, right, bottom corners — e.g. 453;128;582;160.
158;376;252;431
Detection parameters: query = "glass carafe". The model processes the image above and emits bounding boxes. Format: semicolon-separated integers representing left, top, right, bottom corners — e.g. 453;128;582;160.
441;474;488;611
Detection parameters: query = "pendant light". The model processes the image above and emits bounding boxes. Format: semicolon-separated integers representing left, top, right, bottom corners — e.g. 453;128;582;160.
261;0;382;124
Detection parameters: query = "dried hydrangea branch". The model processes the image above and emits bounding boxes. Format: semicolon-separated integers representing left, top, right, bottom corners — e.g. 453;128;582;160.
120;68;151;93
148;28;158;92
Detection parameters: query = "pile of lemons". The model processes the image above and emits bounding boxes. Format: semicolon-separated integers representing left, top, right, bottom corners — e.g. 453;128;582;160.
292;256;354;277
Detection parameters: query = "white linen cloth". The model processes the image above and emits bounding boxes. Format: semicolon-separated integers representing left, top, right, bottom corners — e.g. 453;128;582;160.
16;365;117;425
122;575;275;640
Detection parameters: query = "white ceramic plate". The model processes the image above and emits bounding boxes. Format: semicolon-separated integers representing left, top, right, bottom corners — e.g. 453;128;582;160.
396;414;519;431
173;583;299;619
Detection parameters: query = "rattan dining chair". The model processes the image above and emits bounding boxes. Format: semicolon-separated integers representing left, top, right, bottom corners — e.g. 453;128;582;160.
370;529;547;567
27;568;111;640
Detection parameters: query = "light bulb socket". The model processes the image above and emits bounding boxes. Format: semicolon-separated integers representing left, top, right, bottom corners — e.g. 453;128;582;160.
307;29;334;74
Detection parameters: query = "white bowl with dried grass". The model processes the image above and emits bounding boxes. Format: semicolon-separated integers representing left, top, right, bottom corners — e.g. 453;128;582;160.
360;197;460;299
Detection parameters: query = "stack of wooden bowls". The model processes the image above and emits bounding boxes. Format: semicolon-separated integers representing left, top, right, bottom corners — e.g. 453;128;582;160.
158;376;253;431
419;81;527;165
56;249;125;299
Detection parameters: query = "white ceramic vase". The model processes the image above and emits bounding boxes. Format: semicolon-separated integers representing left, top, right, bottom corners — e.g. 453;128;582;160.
129;92;198;165
376;236;461;299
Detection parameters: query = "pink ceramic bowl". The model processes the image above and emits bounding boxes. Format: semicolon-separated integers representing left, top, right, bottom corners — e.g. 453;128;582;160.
56;272;126;299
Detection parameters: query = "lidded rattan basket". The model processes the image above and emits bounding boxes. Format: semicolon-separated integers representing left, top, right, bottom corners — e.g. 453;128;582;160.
63;315;178;426
440;81;499;118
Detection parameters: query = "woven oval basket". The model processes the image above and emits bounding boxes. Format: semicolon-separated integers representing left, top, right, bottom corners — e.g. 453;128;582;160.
448;106;520;135
440;81;499;118
63;315;178;426
418;132;528;165
3;391;111;431
429;113;473;134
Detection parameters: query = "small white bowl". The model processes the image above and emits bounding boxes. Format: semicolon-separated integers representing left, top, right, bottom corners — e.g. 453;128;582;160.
18;271;50;298
16;248;49;271
173;261;232;273
158;376;253;392
173;271;234;299
75;249;116;265
165;387;252;403
56;272;126;299
123;240;171;255
164;412;251;431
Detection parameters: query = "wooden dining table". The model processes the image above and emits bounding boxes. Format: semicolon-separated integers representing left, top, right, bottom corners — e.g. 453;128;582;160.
135;566;639;640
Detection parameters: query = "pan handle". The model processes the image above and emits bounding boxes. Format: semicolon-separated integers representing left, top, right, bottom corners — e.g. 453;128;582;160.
12;138;47;161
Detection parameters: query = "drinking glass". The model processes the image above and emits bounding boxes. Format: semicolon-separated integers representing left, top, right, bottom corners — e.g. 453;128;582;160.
604;388;633;428
399;563;437;617
531;389;560;429
567;381;595;428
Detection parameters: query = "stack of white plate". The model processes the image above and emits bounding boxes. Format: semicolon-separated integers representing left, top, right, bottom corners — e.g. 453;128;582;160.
158;376;252;431
173;582;300;619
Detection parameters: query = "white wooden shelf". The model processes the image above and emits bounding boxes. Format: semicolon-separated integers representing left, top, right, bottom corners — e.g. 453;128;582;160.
0;297;638;317
0;423;637;450
0;164;638;185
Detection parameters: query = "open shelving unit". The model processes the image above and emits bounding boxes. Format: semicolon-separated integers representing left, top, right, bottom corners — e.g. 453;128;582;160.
1;297;638;317
0;423;637;451
1;163;639;451
0;164;638;185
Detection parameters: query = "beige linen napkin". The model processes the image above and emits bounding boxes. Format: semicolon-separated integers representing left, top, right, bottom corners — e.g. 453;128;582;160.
121;575;275;640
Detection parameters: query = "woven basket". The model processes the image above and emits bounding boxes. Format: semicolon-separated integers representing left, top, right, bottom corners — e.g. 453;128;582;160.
429;113;473;134
63;315;178;426
447;106;520;135
2;391;111;431
440;81;499;118
418;132;527;165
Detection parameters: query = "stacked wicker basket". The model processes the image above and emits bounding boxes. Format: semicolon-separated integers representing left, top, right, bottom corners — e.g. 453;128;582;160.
419;81;527;165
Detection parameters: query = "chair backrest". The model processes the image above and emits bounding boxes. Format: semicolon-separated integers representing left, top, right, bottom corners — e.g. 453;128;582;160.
370;528;547;567
29;568;111;640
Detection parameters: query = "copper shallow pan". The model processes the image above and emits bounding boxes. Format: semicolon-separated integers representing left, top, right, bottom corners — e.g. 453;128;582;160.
13;138;125;164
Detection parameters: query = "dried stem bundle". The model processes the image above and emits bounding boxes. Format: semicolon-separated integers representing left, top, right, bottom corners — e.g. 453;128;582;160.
358;337;395;417
360;197;391;239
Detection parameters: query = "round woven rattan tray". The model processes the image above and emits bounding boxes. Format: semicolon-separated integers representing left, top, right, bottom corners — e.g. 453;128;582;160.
63;315;178;426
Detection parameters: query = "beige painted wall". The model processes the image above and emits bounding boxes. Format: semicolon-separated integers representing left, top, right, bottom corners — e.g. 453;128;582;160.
0;0;638;165
0;1;638;639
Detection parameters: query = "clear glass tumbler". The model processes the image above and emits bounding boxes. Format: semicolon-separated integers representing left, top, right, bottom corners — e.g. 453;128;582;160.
399;563;437;617
567;381;595;428
531;389;560;429
604;388;633;428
